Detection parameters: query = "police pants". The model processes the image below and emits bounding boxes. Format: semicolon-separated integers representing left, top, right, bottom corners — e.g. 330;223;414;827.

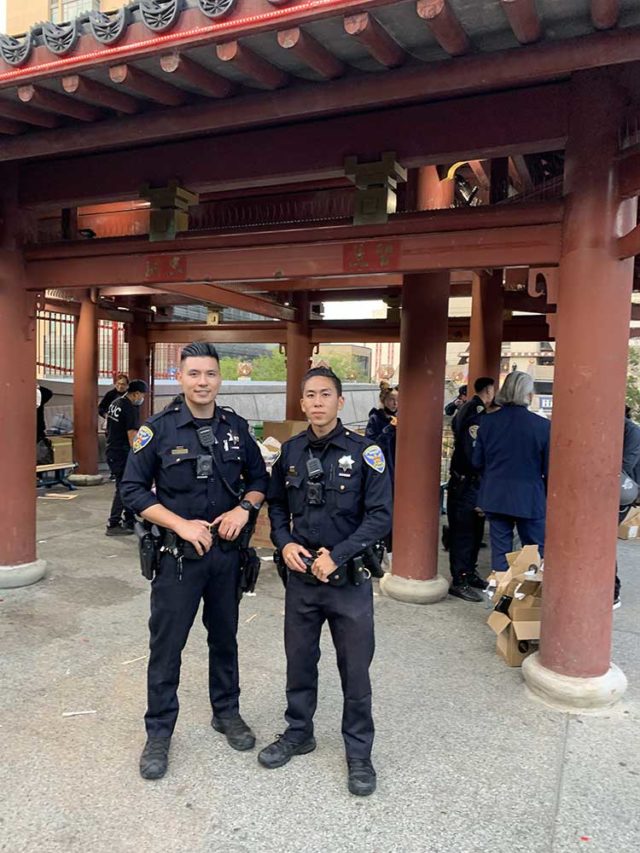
145;546;241;738
486;513;545;571
284;574;375;760
106;452;134;527
446;477;485;584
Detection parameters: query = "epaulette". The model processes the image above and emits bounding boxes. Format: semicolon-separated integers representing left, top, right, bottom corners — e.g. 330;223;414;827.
281;429;309;449
147;395;183;424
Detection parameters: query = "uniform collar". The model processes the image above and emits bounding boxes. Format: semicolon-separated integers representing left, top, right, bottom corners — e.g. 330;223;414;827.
305;420;350;451
175;398;225;428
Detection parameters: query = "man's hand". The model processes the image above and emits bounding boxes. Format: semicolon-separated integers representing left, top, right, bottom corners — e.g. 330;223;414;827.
174;519;212;557
213;506;249;541
282;542;313;573
311;547;338;584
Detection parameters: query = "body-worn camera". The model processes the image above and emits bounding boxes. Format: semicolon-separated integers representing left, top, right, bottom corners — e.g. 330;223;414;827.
305;456;325;506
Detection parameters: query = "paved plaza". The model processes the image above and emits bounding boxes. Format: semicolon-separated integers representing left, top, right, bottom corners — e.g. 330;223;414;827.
1;484;639;853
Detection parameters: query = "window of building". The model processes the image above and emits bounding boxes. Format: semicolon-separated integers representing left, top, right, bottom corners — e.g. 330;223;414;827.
49;0;100;24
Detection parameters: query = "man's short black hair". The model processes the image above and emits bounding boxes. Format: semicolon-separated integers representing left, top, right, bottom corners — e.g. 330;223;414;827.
458;385;467;396
301;366;342;396
474;376;495;394
128;379;148;393
180;341;220;364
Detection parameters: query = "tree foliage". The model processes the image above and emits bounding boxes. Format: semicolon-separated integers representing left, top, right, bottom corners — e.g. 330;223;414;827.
219;349;369;383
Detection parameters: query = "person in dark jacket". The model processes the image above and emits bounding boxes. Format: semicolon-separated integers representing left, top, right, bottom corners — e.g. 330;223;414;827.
444;385;467;418
615;407;640;608
98;373;129;419
365;383;398;441
36;383;53;443
472;371;550;571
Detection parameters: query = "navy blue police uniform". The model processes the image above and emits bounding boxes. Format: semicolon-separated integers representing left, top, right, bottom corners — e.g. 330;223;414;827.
365;407;393;442
472;404;550;570
120;396;268;739
105;394;140;530
267;421;392;760
446;395;486;586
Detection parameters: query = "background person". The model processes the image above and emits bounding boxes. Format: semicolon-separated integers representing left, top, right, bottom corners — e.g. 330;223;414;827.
105;379;147;536
120;343;267;781
472;371;550;571
365;383;398;441
446;377;495;602
444;385;467;418
615;407;640;608
98;373;129;419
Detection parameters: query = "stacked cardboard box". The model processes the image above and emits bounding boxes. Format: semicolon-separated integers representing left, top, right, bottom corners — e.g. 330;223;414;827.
486;545;542;667
618;507;640;540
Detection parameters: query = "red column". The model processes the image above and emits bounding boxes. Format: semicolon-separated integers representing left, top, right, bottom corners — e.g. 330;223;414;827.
468;270;504;390
523;70;635;706
0;174;40;579
381;272;450;603
74;292;99;475
285;293;312;420
128;311;151;421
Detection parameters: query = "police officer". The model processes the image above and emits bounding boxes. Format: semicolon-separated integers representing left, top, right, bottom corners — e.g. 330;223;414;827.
105;379;147;536
259;367;392;797
120;342;268;780
446;376;495;602
365;383;398;441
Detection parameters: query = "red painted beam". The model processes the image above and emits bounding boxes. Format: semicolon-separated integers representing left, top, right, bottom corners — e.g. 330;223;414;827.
2;27;640;165
500;0;542;45
145;282;295;320
18;84;101;122
618;144;640;200
0;99;59;128
591;0;619;30
109;65;188;107
147;324;287;345
216;41;288;90
0;116;25;135
343;12;406;68
61;75;140;115
416;0;471;57
277;28;345;80
159;52;234;98
17;83;568;208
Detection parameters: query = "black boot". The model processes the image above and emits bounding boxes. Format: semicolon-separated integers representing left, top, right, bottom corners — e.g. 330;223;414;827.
139;737;171;780
467;571;489;591
258;734;316;769
448;582;483;602
211;714;256;751
347;758;377;796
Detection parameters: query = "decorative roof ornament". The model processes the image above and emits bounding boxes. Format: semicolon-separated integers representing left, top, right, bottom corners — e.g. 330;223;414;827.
140;0;183;33
0;31;33;66
197;0;237;19
41;20;80;55
88;8;132;46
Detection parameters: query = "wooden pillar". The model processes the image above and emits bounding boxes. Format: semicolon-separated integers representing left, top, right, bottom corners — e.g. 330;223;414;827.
468;270;504;390
73;292;99;476
285;293;312;420
128;311;151;421
0;169;45;587
380;272;450;604
522;69;635;710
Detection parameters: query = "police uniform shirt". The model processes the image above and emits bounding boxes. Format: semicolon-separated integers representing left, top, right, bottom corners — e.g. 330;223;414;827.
105;395;140;454
120;397;268;522
450;395;486;477
268;421;392;567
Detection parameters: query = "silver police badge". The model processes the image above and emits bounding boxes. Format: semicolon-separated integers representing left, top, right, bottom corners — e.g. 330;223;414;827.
338;454;355;477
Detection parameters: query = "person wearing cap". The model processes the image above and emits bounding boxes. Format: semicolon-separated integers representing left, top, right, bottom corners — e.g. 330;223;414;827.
105;379;148;536
444;385;467;419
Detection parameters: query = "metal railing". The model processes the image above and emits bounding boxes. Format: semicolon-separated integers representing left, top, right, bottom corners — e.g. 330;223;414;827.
36;311;128;379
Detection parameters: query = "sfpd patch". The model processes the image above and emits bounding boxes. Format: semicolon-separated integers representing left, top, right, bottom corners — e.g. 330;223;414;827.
132;425;154;453
363;445;386;474
468;425;479;440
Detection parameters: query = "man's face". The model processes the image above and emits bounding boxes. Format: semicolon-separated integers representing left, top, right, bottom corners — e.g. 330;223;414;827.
300;376;344;428
115;377;128;393
130;391;145;407
480;385;495;406
178;356;222;407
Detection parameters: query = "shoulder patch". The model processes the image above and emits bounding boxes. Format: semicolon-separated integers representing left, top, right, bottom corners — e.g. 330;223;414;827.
363;444;386;474
468;425;479;440
132;425;154;453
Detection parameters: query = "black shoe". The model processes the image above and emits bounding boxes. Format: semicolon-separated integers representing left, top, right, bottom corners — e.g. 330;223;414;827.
347;758;377;796
123;520;135;531
105;524;133;537
211;714;256;751
467;572;489;591
139;737;170;780
258;734;316;769
448;583;484;602
613;597;621;611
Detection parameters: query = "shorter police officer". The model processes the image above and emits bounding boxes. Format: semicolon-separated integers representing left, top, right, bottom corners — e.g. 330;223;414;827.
446;376;494;602
120;343;268;780
105;379;147;536
259;367;392;797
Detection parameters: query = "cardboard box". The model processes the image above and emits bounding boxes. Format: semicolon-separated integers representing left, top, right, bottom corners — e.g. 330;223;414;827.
51;436;74;465
618;507;640;540
262;420;308;446
487;545;542;667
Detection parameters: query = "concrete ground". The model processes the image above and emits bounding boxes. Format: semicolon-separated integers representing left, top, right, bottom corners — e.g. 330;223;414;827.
1;484;639;853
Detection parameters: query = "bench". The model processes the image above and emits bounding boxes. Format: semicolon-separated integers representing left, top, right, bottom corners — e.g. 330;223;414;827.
36;462;78;491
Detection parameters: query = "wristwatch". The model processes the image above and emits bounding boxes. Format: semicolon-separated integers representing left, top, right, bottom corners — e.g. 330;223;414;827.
239;499;260;512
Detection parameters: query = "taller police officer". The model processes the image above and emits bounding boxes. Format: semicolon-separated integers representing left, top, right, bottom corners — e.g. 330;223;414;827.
446;376;495;602
120;342;268;780
259;367;392;797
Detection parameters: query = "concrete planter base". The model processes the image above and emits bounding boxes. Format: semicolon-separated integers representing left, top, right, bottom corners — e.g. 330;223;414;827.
0;559;47;589
380;572;449;604
522;652;627;712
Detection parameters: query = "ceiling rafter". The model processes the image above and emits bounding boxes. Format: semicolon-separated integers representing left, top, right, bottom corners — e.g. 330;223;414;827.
416;0;470;57
343;12;406;68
